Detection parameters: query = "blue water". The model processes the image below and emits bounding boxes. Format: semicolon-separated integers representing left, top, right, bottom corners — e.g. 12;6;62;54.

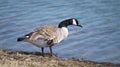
0;0;120;63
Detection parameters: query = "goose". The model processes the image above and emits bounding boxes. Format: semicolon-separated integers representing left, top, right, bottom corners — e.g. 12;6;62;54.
17;18;82;56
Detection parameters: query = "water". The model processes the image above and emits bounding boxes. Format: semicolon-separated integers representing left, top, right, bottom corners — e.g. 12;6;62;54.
0;0;120;63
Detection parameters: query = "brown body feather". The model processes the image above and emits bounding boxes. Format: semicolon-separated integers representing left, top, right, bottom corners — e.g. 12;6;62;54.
27;25;58;41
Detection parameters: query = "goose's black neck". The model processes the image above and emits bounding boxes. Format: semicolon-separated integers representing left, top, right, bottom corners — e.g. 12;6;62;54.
58;19;73;28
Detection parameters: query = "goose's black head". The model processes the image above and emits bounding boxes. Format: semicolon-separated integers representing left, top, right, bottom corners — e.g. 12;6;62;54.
58;18;82;28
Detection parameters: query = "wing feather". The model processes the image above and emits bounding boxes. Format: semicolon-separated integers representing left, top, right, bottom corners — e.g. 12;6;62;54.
28;25;58;41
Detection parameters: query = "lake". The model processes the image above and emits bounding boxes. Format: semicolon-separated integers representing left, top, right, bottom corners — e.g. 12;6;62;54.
0;0;120;63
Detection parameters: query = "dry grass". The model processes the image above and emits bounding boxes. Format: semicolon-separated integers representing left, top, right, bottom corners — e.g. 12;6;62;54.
0;49;119;67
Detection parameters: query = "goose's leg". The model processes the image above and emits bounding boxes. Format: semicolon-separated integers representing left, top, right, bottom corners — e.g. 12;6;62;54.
49;46;53;56
41;47;44;57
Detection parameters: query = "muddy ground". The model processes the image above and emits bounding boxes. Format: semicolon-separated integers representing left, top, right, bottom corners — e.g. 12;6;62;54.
0;49;119;67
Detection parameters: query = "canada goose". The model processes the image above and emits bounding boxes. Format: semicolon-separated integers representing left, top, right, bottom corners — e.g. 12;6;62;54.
17;18;82;56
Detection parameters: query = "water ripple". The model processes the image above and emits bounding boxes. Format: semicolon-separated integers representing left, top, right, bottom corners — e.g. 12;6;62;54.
0;0;120;63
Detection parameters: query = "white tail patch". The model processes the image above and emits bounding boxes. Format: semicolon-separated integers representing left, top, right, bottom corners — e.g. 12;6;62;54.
25;36;29;38
72;19;77;25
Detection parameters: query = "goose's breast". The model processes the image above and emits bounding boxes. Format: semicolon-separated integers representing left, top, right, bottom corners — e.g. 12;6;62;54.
53;27;68;44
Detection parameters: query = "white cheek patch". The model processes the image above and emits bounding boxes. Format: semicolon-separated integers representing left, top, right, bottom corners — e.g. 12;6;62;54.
72;19;77;25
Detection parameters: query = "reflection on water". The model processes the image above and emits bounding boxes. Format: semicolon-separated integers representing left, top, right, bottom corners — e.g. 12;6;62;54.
0;0;120;63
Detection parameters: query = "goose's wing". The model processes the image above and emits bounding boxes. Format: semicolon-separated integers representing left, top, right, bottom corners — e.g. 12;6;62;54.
27;25;58;41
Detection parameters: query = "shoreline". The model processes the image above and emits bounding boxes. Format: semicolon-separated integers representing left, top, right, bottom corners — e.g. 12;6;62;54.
0;49;120;67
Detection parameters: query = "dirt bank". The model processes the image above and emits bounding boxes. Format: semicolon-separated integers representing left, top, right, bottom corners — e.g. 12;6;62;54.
0;49;119;67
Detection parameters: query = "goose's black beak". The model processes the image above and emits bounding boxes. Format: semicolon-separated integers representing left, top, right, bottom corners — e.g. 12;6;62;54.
17;37;24;42
78;25;82;28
